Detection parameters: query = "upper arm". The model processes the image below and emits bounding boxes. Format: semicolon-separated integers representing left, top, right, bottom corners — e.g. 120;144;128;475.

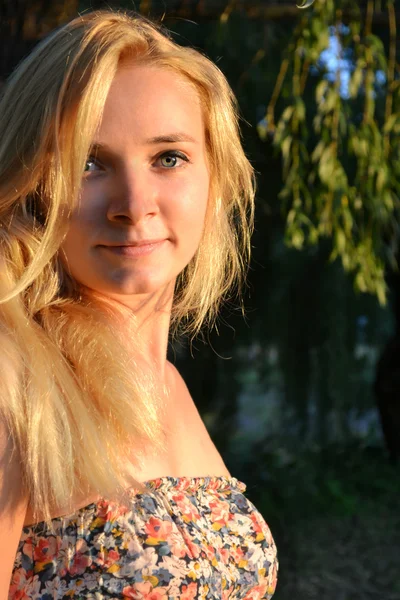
0;415;28;599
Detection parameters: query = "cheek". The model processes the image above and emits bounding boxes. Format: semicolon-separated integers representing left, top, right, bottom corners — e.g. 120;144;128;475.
60;203;98;266
168;170;209;228
63;191;103;239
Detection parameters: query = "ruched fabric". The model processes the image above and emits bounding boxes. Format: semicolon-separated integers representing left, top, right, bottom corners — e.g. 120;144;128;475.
10;476;278;599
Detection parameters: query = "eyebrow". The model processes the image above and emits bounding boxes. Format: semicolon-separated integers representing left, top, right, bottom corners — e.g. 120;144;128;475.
145;133;198;144
89;133;198;154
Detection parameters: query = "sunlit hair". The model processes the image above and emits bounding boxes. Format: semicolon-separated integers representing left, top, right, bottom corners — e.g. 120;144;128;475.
0;10;255;522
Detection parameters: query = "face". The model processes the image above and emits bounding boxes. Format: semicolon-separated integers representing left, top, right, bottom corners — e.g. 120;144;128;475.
60;63;210;307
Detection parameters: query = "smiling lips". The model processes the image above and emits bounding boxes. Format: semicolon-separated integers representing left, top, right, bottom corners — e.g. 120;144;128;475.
99;240;166;257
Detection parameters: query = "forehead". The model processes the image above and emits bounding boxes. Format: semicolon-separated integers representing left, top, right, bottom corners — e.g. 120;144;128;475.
95;63;205;144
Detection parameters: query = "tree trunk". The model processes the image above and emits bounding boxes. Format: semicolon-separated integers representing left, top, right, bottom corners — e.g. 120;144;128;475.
374;267;400;462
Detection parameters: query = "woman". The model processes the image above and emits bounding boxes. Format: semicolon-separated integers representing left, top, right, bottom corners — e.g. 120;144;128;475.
1;10;278;599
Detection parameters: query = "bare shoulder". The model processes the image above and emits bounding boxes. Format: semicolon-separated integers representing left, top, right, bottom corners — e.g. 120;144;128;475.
0;415;28;597
165;362;231;478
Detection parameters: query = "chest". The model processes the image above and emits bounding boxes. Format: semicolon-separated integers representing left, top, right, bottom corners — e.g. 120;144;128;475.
23;376;229;526
15;477;278;600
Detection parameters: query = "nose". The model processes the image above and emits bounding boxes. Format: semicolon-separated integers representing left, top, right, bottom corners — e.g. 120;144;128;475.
106;165;158;225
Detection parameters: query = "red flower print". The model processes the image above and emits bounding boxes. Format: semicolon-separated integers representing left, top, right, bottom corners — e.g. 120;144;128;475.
122;581;168;599
33;536;60;565
97;499;128;522
68;551;91;577
97;548;121;569
250;513;263;534
180;582;198;600
145;516;173;541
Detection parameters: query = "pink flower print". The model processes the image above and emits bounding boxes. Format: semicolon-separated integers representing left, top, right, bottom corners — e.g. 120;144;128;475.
230;544;245;564
222;585;235;599
267;561;278;595
243;583;269;600
172;493;201;523
184;537;201;559
180;582;198;600
219;548;230;564
250;513;273;544
67;551;91;577
168;531;188;559
122;581;168;599
202;544;215;561
8;567;31;600
33;536;60;569
145;516;173;543
208;478;224;491
67;540;91;576
209;499;230;527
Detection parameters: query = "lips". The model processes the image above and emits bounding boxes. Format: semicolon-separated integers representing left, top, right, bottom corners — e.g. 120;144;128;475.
101;239;166;247
98;239;166;257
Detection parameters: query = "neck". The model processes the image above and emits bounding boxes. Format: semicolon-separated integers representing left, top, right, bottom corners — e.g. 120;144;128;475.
83;283;174;383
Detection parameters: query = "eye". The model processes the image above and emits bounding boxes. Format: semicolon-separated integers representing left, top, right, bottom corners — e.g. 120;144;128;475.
155;151;189;169
84;156;102;173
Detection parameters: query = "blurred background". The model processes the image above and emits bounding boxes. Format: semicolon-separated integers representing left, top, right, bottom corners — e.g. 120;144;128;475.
1;0;399;598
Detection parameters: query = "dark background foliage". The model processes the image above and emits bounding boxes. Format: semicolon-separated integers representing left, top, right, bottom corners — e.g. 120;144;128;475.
1;1;399;597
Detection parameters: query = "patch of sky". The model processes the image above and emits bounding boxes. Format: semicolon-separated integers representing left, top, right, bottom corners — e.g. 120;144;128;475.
257;23;388;134
319;25;387;98
319;26;353;99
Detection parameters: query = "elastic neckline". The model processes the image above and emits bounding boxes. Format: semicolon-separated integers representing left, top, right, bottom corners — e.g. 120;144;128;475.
140;475;246;494
23;475;246;531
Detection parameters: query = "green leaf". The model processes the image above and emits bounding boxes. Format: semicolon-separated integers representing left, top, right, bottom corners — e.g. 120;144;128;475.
355;271;367;292
376;279;387;306
281;106;294;122
383;114;398;134
257;120;268;141
295;98;306;122
335;228;346;253
349;67;363;98
322;89;339;113
281;136;293;161
376;167;387;193
290;229;305;249
316;80;329;105
311;140;325;163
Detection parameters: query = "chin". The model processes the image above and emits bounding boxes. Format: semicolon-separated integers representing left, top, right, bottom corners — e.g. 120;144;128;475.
86;275;176;300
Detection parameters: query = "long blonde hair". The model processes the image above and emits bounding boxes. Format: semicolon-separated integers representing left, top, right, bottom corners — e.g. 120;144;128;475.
0;10;255;522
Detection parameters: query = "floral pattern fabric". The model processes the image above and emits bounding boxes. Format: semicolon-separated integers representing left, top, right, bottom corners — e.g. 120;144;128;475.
10;476;278;600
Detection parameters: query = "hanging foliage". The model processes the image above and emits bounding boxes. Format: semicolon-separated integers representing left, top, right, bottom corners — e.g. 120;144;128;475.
260;0;399;305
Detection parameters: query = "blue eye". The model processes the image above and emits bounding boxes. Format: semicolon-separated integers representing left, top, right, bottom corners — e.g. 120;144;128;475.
161;155;178;168
156;151;189;169
84;157;101;173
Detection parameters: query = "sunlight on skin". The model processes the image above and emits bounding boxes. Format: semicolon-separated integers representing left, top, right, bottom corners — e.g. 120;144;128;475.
60;64;210;372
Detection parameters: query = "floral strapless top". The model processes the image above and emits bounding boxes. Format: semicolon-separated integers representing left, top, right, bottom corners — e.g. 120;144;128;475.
10;476;278;600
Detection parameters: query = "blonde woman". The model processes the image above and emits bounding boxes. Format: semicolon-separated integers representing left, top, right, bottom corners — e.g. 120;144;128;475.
1;10;278;599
